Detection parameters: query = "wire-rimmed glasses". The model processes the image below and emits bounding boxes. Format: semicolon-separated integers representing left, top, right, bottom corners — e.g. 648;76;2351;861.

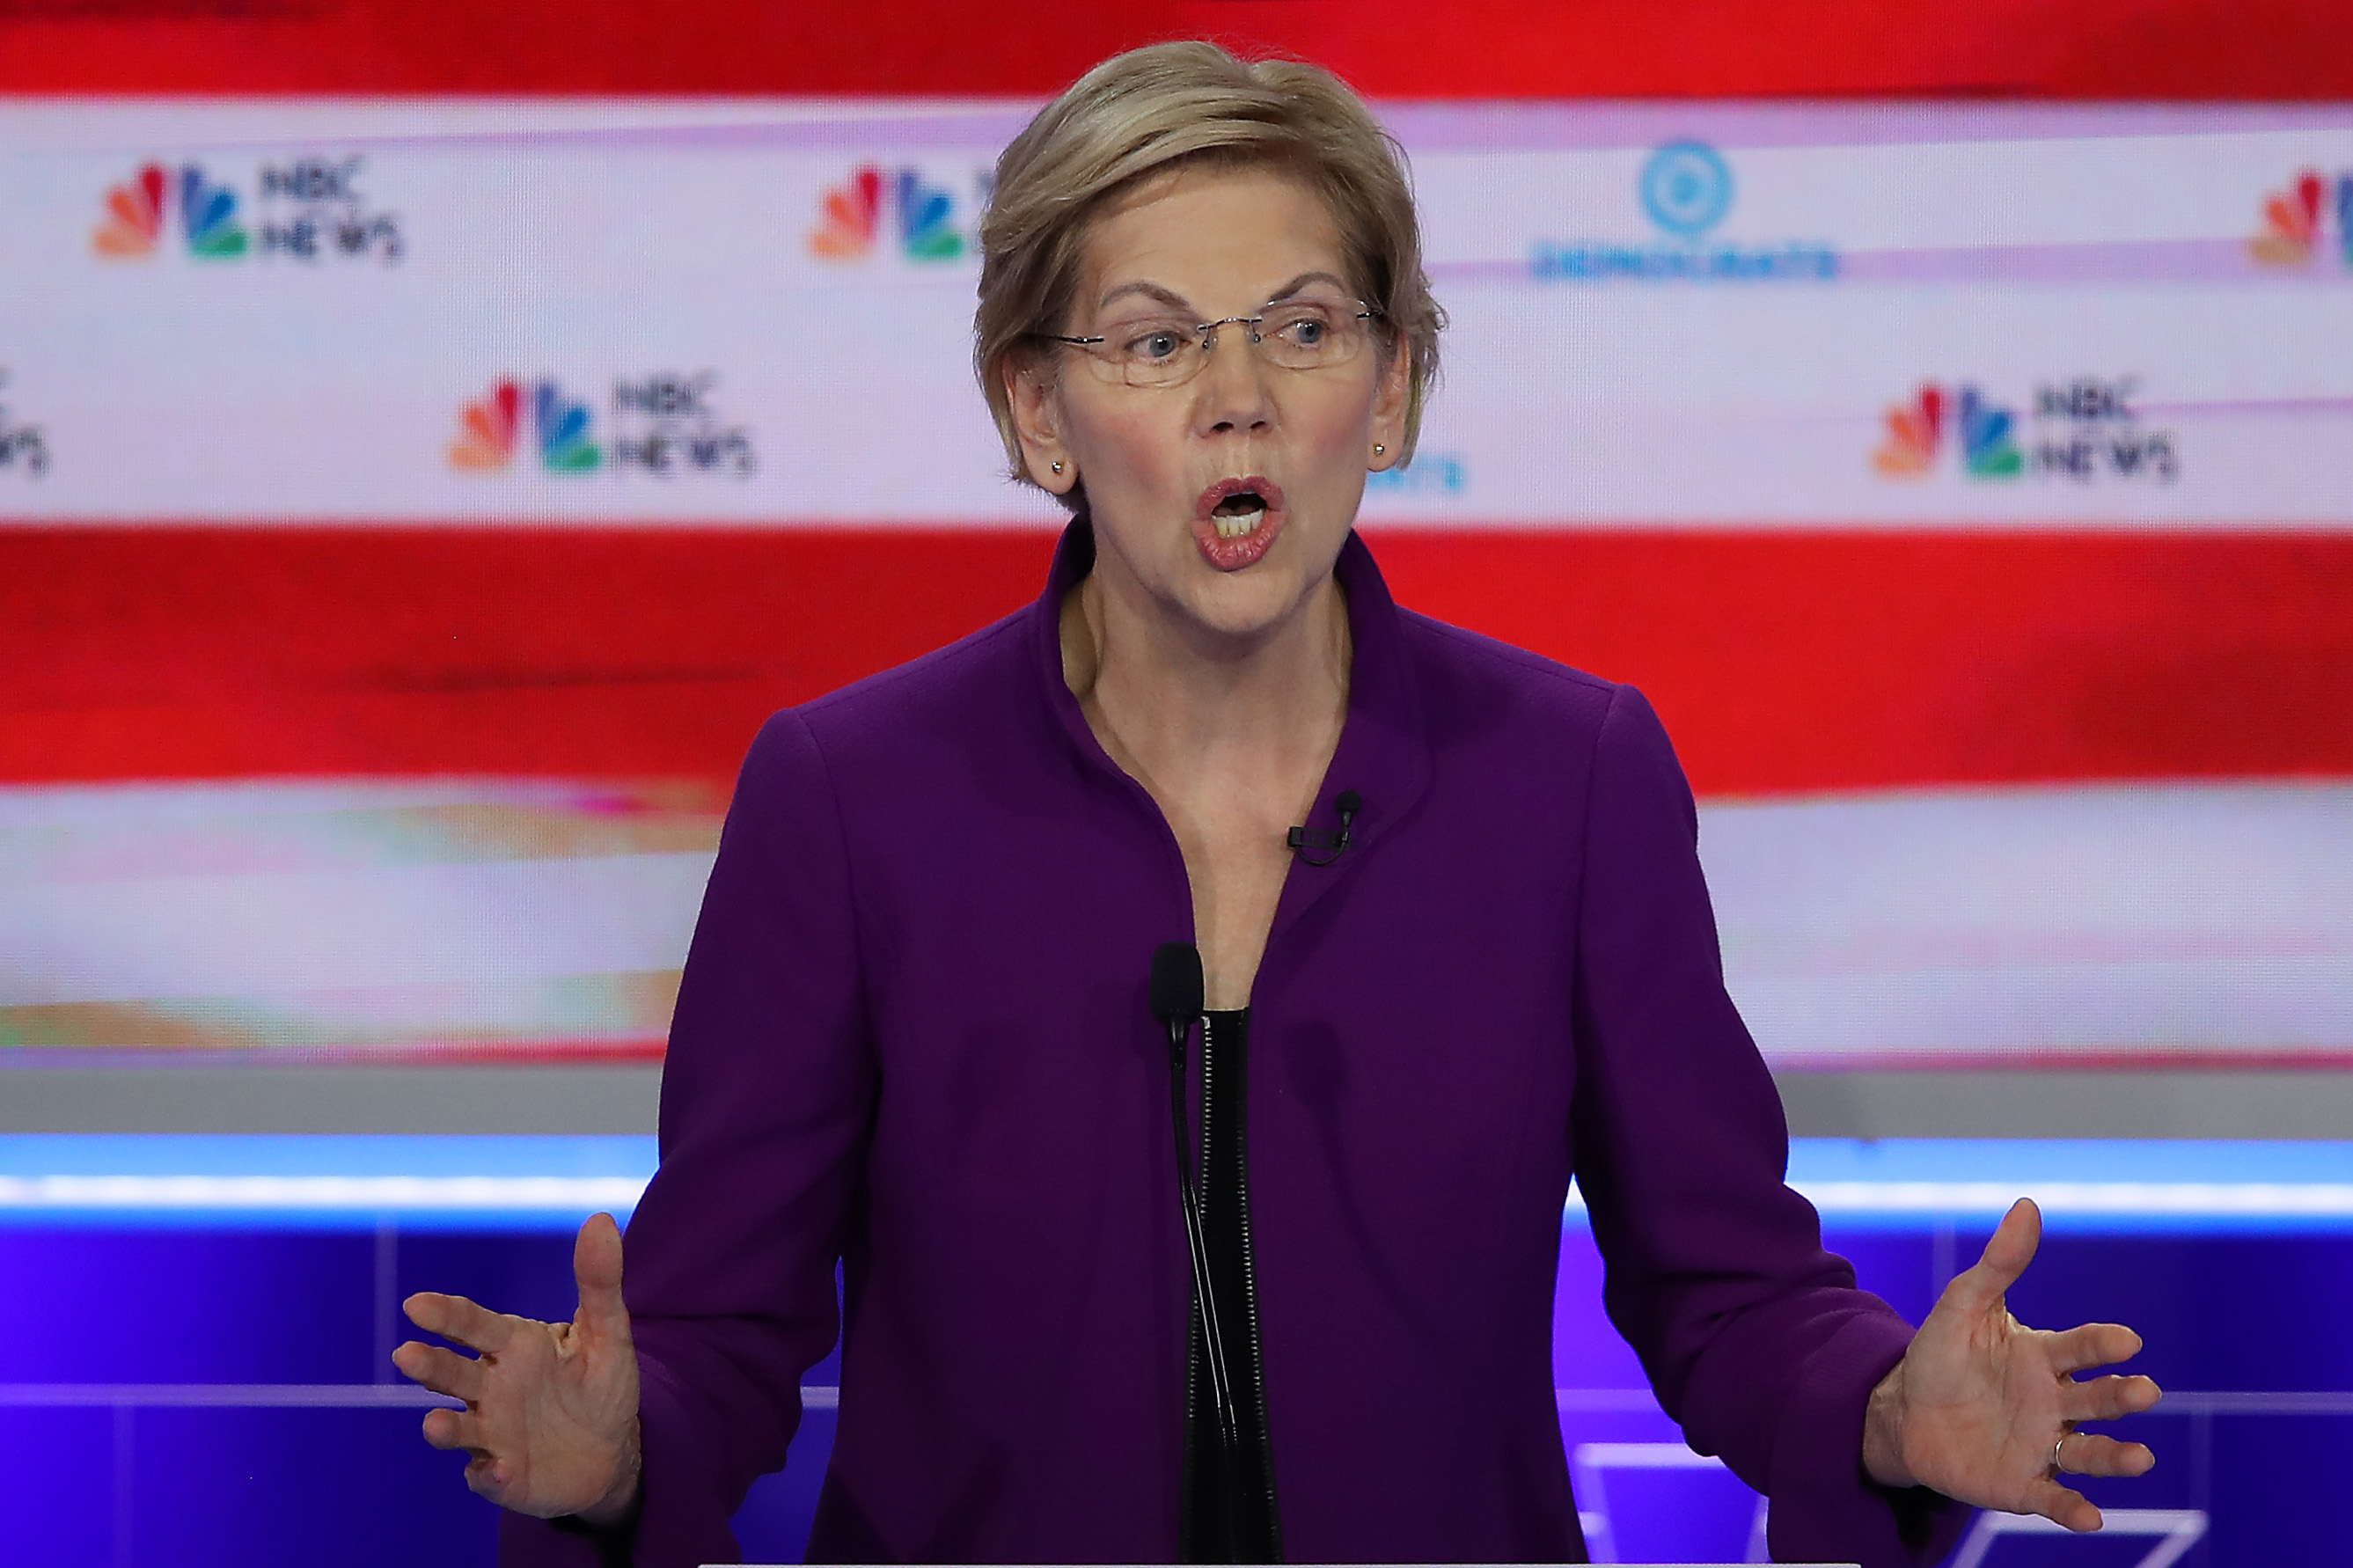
1042;299;1380;390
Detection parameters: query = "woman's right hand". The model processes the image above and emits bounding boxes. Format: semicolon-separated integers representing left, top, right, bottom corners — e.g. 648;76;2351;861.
393;1211;643;1524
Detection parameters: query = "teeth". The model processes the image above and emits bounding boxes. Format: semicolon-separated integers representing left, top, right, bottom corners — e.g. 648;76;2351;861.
1213;508;1265;539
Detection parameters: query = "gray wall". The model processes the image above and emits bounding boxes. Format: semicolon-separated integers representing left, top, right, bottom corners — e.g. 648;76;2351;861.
5;1065;2349;1139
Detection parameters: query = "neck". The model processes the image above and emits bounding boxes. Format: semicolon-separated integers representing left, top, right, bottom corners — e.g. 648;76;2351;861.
1059;553;1351;799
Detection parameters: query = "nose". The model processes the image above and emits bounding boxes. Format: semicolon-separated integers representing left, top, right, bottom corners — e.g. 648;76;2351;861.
1191;322;1275;440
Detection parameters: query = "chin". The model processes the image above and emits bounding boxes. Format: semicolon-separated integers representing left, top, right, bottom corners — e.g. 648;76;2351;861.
1177;559;1317;641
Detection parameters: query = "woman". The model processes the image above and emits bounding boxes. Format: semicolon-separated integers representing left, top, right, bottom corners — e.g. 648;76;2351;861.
395;42;2161;1566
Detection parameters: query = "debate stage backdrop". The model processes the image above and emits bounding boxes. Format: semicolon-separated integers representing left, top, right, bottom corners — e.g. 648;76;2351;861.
4;3;2351;1080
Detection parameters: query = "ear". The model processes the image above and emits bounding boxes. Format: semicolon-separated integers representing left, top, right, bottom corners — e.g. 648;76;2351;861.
1005;355;1079;495
1367;339;1411;472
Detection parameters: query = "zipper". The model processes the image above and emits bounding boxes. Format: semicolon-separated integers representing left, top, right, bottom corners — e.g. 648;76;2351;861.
1178;1007;1210;1565
1197;1010;1283;1563
1218;1013;1284;1561
1181;1276;1205;1564
1192;1010;1222;1564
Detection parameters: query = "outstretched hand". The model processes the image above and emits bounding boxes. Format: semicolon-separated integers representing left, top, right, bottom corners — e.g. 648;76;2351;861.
392;1212;642;1523
1862;1198;2160;1531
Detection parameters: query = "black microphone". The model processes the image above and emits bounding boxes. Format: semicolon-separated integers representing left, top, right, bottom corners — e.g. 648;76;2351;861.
1147;942;1242;1484
1286;787;1361;867
1150;942;1204;1053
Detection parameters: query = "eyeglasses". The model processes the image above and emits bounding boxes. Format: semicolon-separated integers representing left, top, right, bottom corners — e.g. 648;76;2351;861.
1042;299;1381;390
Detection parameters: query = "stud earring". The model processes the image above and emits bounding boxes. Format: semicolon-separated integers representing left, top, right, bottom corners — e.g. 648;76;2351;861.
1373;443;1385;456
1052;461;1064;474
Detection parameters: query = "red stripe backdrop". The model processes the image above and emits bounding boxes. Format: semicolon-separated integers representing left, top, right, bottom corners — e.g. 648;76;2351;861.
7;527;2347;798
3;0;2350;97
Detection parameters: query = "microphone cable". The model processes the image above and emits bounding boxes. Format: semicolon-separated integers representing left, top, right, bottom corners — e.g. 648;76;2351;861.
1285;788;1360;868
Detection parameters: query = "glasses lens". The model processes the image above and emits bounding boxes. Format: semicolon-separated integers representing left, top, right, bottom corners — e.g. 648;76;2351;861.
1256;302;1365;370
1095;317;1204;387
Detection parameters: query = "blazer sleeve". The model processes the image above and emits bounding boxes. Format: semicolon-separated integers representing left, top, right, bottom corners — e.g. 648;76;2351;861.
502;708;876;1568
1566;684;1968;1567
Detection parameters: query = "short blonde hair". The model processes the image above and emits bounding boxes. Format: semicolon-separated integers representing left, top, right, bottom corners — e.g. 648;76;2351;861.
974;41;1444;500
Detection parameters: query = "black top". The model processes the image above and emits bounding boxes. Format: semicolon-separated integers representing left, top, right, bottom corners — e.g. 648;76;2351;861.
1184;1007;1283;1564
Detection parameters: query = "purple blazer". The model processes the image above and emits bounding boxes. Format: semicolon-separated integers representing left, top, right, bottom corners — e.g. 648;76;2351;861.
506;520;1967;1566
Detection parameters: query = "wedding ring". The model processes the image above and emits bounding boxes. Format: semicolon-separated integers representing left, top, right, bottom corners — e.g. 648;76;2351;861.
2052;1436;2068;1474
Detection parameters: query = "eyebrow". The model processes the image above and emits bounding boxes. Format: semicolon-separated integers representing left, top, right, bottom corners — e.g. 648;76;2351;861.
1096;270;1354;316
1262;270;1352;304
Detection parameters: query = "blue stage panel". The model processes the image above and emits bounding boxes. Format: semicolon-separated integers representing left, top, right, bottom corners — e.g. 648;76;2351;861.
1997;1232;2353;1393
0;1227;374;1384
5;1135;2352;1566
128;1404;500;1565
393;1229;596;1348
0;1406;114;1564
2205;1411;2353;1565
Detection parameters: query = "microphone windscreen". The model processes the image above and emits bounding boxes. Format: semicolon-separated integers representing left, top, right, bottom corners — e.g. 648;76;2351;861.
1149;942;1205;1027
1336;788;1362;817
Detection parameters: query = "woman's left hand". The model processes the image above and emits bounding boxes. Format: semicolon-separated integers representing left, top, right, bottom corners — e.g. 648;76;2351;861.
1861;1197;2162;1530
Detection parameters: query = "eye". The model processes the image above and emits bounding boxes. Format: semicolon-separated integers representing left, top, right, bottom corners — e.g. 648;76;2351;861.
1119;326;1190;362
1270;307;1338;348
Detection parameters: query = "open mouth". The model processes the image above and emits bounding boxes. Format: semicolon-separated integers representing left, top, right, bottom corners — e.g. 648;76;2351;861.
1191;475;1287;572
1210;488;1268;539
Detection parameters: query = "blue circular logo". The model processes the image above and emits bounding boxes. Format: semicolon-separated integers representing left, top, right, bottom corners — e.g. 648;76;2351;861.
1639;142;1734;238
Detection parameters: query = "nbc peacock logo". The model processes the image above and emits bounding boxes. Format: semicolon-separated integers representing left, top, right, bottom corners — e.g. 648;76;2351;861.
808;163;971;262
92;165;168;257
1873;383;2023;480
1874;377;2177;485
2248;168;2353;267
92;163;249;260
94;157;401;265
447;379;603;473
180;166;251;259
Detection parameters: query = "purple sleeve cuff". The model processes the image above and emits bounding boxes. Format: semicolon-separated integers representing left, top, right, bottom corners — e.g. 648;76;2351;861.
1764;1310;1973;1567
495;1349;794;1568
624;1351;759;1567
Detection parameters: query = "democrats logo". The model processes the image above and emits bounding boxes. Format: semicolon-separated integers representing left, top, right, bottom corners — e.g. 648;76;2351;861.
1532;142;1837;283
808;163;983;263
92;158;402;265
1640;143;1736;238
1874;377;2178;485
2249;168;2353;267
0;370;49;479
449;374;755;478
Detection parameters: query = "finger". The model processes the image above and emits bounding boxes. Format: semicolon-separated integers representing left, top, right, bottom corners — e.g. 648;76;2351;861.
1944;1197;2041;1313
403;1291;517;1355
464;1451;517;1505
458;1447;521;1506
2058;1431;2157;1479
2059;1372;2163;1423
421;1403;487;1454
2022;1476;2102;1533
2046;1321;2144;1375
392;1340;486;1403
575;1213;629;1337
